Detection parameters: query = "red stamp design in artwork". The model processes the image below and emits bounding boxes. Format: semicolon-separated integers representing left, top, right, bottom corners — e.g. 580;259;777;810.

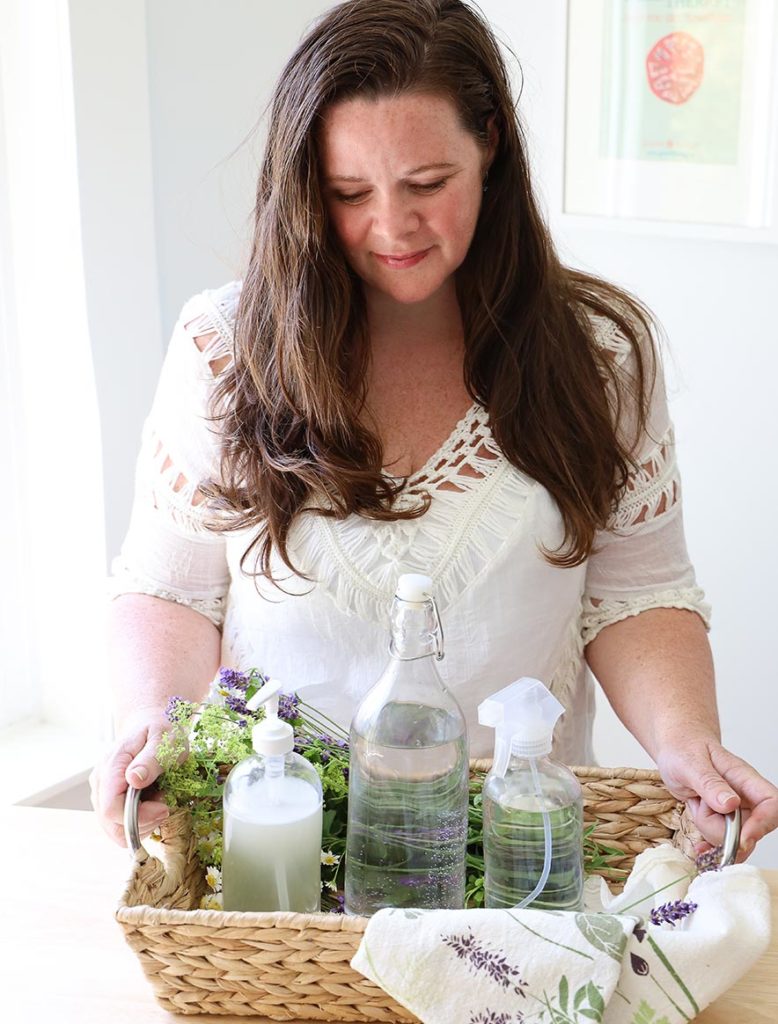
646;31;704;105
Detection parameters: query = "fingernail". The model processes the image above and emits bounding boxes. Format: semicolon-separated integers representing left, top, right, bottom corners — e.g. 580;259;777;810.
717;790;736;808
131;765;148;784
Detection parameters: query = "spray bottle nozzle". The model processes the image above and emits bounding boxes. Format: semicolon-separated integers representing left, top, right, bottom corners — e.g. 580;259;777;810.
478;677;564;777
246;678;294;757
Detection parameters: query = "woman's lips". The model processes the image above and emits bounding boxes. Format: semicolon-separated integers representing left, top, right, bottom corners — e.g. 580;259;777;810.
373;247;432;269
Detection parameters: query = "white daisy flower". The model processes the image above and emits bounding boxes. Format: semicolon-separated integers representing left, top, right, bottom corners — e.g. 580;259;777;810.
321;850;340;866
205;866;223;892
207;680;228;705
200;893;223;911
323;879;338;891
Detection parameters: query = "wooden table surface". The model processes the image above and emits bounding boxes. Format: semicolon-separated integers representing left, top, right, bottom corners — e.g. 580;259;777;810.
4;806;776;1023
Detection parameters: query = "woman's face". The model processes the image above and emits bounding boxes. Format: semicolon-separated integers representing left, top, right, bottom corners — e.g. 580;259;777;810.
318;92;492;309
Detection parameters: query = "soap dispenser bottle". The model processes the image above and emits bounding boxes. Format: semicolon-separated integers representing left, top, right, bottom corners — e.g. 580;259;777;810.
345;573;469;916
478;677;583;911
222;679;323;912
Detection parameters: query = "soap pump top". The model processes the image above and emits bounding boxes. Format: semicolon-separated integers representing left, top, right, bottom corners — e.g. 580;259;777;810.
477;676;564;777
246;678;293;758
224;677;322;817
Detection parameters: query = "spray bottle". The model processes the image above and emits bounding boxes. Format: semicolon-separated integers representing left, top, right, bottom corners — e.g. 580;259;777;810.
222;679;323;912
478;677;583;910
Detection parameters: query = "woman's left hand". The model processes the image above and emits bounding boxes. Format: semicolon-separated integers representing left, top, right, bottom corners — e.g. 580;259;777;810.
656;734;778;862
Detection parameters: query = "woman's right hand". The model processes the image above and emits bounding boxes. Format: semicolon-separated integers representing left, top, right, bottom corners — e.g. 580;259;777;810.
89;709;177;846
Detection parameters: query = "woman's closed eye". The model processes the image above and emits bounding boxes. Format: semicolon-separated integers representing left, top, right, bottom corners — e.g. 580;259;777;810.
333;179;449;204
333;190;371;204
410;178;448;194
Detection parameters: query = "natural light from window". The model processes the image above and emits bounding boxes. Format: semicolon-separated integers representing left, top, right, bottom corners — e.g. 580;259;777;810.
0;1;108;773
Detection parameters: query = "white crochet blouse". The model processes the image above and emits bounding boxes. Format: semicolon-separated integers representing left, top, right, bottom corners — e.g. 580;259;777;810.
110;281;710;762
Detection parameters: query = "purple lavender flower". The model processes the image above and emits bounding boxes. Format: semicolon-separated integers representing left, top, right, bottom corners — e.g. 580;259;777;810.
695;846;722;874
443;930;528;997
225;692;249;715
649;900;698;927
219;667;249;690
329;894;345;914
398;875;427;888
165;696;189;722
469;1012;522;1024
277;692;300;722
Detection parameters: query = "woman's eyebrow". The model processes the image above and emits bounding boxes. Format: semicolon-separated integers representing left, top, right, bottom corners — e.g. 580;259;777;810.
325;161;458;183
405;161;458;175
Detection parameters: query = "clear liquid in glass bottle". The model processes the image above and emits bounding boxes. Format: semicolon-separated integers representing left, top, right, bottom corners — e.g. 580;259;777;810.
479;677;583;911
345;574;469;916
483;756;583;910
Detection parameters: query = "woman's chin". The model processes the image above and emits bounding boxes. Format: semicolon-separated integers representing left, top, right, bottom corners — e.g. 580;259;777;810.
365;275;454;309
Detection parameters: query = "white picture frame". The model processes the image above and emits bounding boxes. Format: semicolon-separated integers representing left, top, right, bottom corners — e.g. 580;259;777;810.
563;0;778;243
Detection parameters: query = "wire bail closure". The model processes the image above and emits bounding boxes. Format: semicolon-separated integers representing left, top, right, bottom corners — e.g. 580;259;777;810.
428;591;445;661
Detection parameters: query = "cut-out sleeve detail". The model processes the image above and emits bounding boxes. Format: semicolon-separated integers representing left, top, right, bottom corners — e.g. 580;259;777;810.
581;313;711;646
109;283;241;629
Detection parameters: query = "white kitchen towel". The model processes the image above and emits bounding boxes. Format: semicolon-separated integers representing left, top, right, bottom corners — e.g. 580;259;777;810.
351;904;638;1024
598;850;771;1024
350;846;770;1024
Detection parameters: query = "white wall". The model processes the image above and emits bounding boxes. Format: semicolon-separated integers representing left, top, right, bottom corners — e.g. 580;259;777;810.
144;0;331;335
89;1;776;864
68;0;163;562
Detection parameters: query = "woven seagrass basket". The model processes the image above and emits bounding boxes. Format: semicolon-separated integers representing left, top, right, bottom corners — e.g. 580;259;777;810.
116;761;701;1021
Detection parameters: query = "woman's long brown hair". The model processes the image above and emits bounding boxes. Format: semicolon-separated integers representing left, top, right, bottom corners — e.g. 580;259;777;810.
203;0;656;583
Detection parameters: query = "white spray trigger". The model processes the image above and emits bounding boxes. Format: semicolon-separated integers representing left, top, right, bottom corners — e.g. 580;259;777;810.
478;677;564;776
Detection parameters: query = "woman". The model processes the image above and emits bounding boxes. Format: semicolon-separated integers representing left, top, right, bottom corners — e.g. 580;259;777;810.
92;0;777;858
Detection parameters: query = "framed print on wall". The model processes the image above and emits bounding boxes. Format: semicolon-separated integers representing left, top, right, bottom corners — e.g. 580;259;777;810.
564;0;778;241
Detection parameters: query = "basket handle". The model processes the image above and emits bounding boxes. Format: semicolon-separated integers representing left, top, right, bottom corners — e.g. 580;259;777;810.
123;785;743;866
720;805;742;867
124;786;144;854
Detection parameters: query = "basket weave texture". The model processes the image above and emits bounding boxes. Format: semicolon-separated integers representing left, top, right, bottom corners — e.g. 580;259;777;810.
116;762;700;1021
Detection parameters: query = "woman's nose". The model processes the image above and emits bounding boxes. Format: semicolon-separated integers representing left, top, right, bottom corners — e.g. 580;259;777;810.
372;193;420;240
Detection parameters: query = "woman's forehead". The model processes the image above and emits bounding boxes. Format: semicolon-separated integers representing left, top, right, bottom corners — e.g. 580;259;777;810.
317;93;478;178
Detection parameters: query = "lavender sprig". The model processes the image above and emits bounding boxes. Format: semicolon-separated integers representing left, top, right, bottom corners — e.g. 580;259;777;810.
218;667;251;690
469;1012;523;1024
443;930;528;997
278;692;301;722
649;899;698;927
695;846;723;874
